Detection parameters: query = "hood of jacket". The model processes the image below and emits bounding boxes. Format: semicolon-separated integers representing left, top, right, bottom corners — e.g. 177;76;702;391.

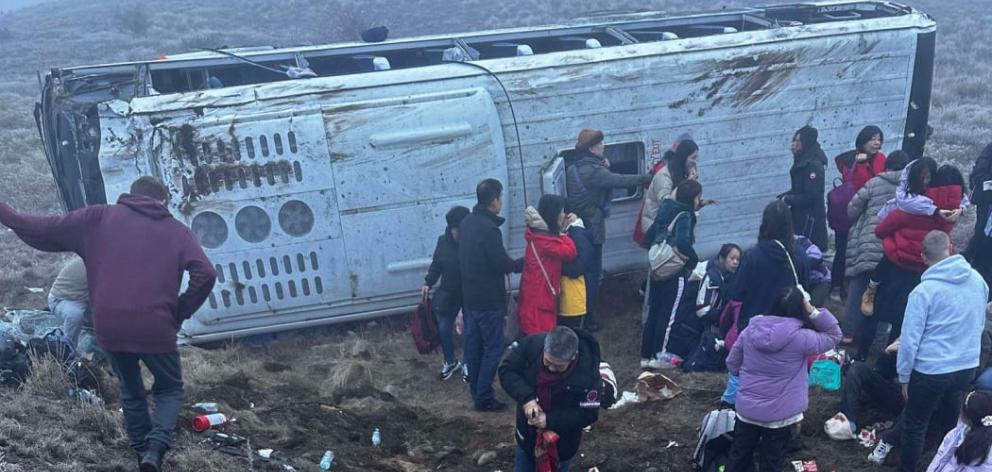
877;170;902;186
793;143;828;170
745;315;806;353
926;185;963;210
922;254;976;286
117;194;172;220
565;217;585;231
524;206;549;231
656;198;695;224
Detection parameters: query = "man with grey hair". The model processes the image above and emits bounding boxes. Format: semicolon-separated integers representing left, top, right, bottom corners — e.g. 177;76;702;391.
499;326;614;471
896;230;989;471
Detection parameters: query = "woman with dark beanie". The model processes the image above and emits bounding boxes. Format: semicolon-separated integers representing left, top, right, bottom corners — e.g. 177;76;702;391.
831;125;887;301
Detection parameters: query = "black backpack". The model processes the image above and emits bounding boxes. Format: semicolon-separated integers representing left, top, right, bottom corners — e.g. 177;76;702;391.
682;330;727;373
26;329;96;389
0;331;30;387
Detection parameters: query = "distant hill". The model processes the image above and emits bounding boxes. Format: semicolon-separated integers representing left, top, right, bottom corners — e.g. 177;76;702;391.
1;0;51;13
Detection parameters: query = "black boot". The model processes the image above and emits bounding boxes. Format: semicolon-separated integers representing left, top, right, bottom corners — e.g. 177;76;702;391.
139;448;164;472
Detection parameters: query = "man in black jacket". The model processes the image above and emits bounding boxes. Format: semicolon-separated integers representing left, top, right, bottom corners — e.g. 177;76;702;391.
780;125;828;251
967;142;992;290
499;326;609;471
565;129;652;331
460;178;523;411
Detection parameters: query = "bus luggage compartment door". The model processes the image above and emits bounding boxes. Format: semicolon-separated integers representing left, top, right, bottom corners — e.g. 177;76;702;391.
324;88;509;300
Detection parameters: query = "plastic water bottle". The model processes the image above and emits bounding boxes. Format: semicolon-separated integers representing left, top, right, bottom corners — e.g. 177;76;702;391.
371;428;381;447
192;413;228;432
319;450;334;470
192;402;219;413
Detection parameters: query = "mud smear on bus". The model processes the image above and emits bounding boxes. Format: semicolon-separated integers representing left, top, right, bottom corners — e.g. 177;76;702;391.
670;49;805;116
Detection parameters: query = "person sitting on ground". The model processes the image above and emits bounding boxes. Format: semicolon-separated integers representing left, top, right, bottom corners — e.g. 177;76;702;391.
559;215;595;330
48;256;90;351
724;287;842;472
842;150;910;345
896;231;988;472
422;205;471;381
640;180;703;369
518;195;577;335
498;326;607;472
0;176;217;472
664;243;741;364
927;390;992;471
827;341;905;460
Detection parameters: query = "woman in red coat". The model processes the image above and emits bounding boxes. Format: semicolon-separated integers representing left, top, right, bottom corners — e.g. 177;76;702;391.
856;160;962;360
518;194;578;335
831;125;887;300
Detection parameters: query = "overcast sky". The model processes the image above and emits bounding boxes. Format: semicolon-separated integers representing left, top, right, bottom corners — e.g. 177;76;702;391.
1;0;50;12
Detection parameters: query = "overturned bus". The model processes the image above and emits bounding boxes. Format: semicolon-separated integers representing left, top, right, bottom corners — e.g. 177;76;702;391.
35;1;935;342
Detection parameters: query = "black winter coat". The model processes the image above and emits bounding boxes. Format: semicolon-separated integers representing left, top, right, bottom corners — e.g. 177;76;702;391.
562;224;595;279
729;240;811;331
781;145;828;250
425;233;462;311
459;205;522;311
565;150;651;245
498;329;605;462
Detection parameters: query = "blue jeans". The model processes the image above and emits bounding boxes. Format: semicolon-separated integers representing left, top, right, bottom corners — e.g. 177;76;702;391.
48;295;89;350
975;368;992;391
721;373;740;405
514;445;572;472
108;351;185;454
434;300;460;365
464;309;505;406
843;273;869;338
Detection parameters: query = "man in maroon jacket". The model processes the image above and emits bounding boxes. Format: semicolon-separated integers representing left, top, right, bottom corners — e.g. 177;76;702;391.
0;177;217;472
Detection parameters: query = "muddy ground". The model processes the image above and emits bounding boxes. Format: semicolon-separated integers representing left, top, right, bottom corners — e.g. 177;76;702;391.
0;274;935;472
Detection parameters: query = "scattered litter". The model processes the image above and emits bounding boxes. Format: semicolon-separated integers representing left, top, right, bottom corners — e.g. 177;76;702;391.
858;428;878;448
249;402;255;409
26;288;44;294
791;459;818;471
588;468;600;472
281;465;296;471
610;391;640;409
372;427;381;447
665;440;678;449
258;449;275;459
192;413;228;432
192;402;219;413
66;388;103;405
319;450;334;470
634;372;683;402
824;413;856;441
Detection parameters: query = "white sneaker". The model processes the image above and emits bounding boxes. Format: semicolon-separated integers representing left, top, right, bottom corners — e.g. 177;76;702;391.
867;440;893;464
640;358;652;369
440;361;461;381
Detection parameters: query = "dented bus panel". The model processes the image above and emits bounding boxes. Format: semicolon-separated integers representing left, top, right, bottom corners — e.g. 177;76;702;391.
35;2;936;342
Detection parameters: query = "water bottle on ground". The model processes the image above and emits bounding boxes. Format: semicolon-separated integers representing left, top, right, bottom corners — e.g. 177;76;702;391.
192;413;228;432
319;450;334;470
372;428;381;447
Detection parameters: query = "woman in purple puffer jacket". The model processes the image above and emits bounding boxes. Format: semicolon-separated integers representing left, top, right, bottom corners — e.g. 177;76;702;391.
725;287;842;472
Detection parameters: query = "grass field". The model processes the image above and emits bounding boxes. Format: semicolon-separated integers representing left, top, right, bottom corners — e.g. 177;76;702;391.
0;1;989;471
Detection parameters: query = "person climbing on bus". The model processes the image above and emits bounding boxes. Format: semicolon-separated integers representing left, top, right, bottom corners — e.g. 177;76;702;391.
517;194;577;336
423;205;471;381
565;128;652;332
637;137;699;247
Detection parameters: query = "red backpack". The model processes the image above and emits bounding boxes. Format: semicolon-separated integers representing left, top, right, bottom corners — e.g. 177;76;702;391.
633;161;667;247
410;295;440;354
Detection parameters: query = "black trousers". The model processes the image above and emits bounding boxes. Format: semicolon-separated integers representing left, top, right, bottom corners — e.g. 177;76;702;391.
831;230;849;290
858;259;920;359
108;351;185;454
556;315;585;330
640;275;686;359
839;361;904;433
899;369;974;472
726;420;793;472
